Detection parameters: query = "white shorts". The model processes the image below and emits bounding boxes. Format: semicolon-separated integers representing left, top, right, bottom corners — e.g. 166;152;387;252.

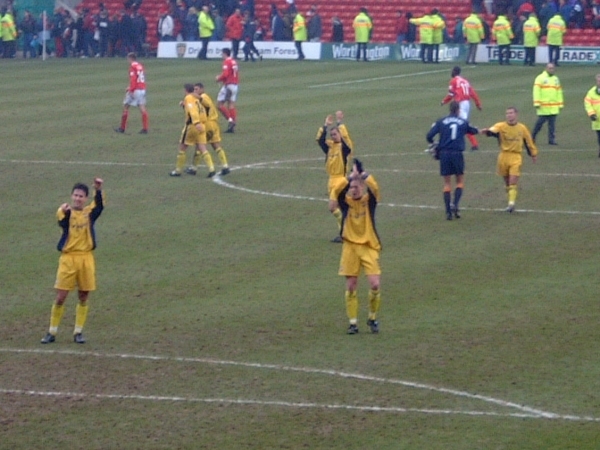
217;84;238;103
123;89;147;107
458;100;471;120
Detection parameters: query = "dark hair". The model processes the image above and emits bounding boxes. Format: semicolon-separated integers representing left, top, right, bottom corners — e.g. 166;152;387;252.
452;65;461;77
194;82;204;89
127;52;137;60
449;101;460;116
72;183;89;196
184;83;194;93
222;48;231;56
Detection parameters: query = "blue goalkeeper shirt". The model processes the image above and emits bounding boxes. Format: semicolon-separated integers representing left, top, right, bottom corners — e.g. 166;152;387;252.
426;115;479;152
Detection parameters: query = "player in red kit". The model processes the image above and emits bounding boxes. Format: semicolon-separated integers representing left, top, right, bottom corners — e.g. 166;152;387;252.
115;52;149;134
216;48;239;133
440;66;481;151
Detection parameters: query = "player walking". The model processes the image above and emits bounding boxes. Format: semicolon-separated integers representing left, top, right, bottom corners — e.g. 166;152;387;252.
426;101;479;220
115;53;149;134
216;48;239;133
440;66;481;151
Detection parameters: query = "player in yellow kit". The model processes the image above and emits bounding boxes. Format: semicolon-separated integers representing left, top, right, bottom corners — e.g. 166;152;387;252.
330;159;381;335
481;106;538;213
170;83;216;178
41;178;105;344
316;110;354;243
194;82;230;176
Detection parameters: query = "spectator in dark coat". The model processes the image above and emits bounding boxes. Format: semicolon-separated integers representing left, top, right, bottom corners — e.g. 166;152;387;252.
131;8;147;55
406;12;417;43
331;15;343;42
184;6;199;40
271;7;286;40
307;4;322;41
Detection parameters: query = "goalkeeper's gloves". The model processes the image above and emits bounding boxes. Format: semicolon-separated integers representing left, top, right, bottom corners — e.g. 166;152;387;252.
591;114;598;121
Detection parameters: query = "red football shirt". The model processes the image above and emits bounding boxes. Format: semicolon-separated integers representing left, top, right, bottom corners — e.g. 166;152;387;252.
442;76;481;108
128;61;146;91
217;57;239;85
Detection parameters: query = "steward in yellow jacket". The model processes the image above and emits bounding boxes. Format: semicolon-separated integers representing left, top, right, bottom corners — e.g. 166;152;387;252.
546;13;566;65
523;13;540;66
583;74;600;157
431;9;445;63
532;63;563;145
410;13;433;63
492;14;513;65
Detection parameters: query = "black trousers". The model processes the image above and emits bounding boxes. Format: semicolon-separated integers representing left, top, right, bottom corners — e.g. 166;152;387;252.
295;41;305;59
356;42;367;61
532;114;557;143
198;37;210;59
524;47;535;65
498;44;511;64
548;45;560;65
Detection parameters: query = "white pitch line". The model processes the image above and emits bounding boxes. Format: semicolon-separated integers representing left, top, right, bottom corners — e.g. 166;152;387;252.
214;161;600;216
309;68;450;88
0;388;578;421
229;164;600;179
3;157;599;214
0;158;167;167
2;348;599;422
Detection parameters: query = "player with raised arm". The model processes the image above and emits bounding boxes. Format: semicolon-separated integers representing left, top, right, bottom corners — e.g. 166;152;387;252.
441;66;481;151
330;159;382;335
41;178;105;344
115;52;149;134
216;48;239;133
316;110;354;243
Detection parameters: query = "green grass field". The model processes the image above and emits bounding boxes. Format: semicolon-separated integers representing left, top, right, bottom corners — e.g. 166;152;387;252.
1;57;599;449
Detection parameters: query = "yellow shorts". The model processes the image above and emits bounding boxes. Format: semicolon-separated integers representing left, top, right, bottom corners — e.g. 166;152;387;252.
54;252;96;291
180;124;207;146
205;120;221;144
338;242;381;277
497;152;523;177
328;175;346;197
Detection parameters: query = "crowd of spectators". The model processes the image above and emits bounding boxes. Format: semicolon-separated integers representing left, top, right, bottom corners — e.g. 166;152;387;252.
2;1;148;58
395;0;599;47
6;0;600;59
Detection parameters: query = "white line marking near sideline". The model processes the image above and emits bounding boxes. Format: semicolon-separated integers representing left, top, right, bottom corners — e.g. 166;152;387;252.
3;157;599;214
233;164;600;179
0;388;580;421
214;160;600;216
1;348;598;422
309;68;450;88
0;159;166;167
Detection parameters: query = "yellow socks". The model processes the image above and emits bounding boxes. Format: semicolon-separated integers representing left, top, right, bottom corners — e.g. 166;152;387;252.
215;147;229;168
345;290;358;324
49;303;65;335
368;289;381;321
202;152;215;173
176;151;187;172
507;184;518;205
74;302;88;334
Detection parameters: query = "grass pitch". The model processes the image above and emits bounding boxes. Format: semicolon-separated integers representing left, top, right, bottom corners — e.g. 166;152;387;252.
1;58;599;449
